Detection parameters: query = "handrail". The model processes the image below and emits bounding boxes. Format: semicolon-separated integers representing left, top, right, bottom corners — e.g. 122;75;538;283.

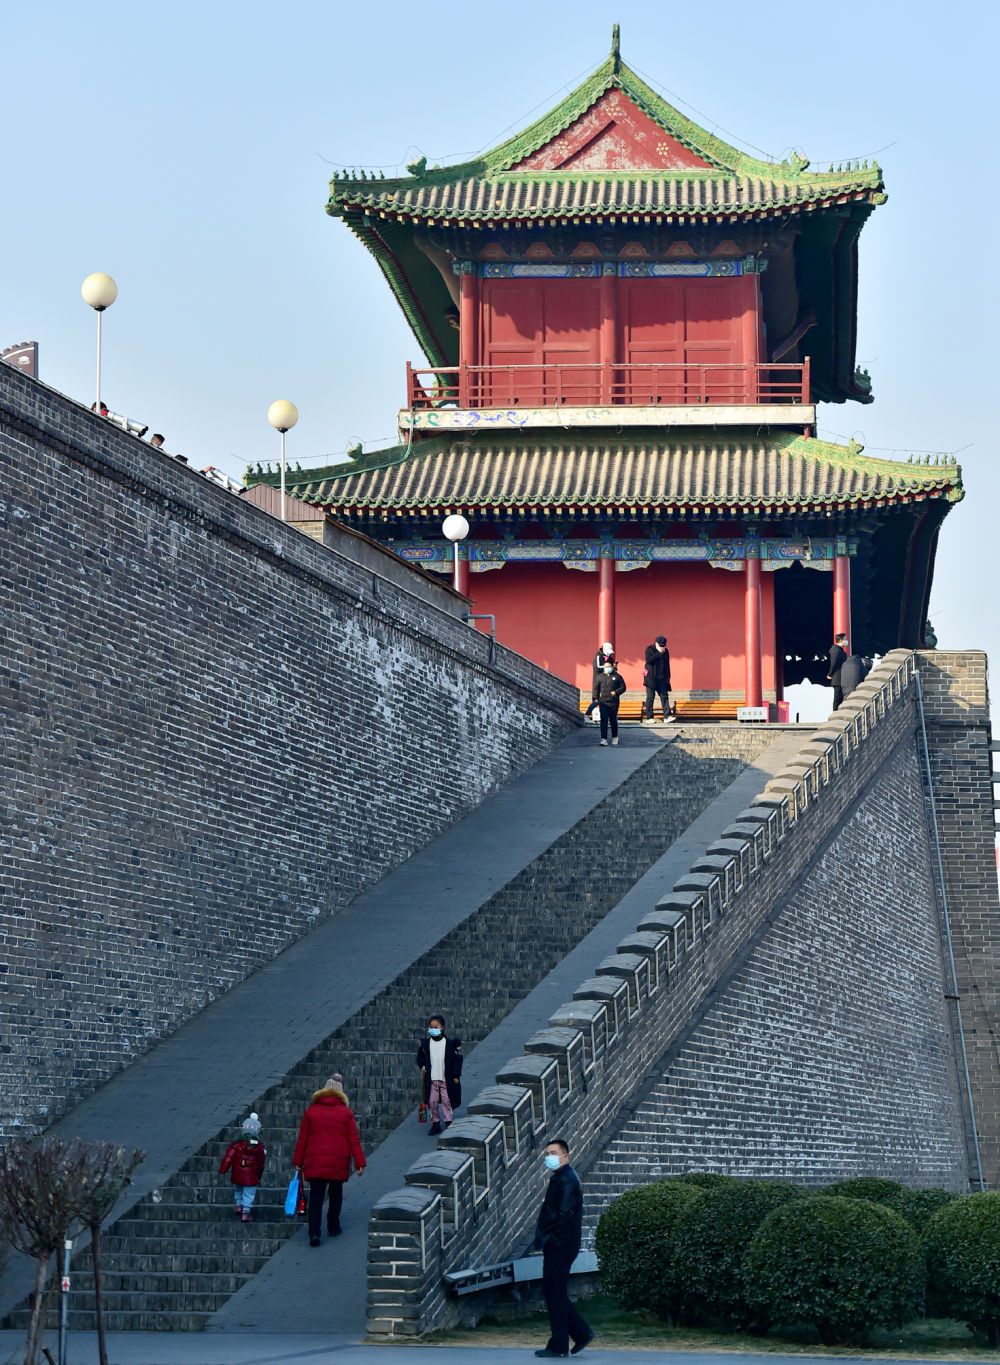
406;360;810;410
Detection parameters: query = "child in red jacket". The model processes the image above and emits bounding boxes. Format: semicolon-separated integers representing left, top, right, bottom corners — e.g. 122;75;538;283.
219;1112;266;1223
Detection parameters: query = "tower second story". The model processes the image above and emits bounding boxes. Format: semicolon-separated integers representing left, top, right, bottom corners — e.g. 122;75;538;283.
327;28;886;437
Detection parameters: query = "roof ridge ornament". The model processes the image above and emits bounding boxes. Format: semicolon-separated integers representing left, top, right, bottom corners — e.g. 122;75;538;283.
611;22;621;74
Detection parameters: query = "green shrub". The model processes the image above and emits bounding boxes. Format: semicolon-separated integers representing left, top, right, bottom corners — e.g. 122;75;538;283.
745;1195;923;1344
924;1192;1000;1346
823;1176;958;1233
823;1175;908;1204
595;1179;706;1321
673;1171;737;1191
894;1186;957;1234
674;1179;803;1330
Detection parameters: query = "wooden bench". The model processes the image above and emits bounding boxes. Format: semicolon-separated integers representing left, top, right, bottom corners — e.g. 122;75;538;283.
578;692;740;722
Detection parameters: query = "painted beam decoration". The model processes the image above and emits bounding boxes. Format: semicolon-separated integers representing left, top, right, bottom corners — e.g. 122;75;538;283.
395;536;854;573
474;257;763;279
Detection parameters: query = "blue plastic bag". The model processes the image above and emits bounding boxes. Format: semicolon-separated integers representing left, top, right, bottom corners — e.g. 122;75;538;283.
284;1172;300;1218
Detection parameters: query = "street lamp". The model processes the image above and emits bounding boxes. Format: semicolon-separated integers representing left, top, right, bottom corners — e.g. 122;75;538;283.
81;272;118;413
267;399;299;522
442;512;470;591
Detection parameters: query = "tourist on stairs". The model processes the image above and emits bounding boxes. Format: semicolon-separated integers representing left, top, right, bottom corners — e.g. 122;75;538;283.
292;1076;366;1246
592;660;626;746
417;1015;463;1135
219;1112;266;1223
642;634;674;723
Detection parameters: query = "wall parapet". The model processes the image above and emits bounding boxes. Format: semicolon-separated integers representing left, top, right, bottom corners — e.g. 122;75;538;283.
367;650;921;1336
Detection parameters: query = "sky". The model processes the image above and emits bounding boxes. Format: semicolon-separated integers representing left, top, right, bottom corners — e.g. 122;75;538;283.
3;0;998;721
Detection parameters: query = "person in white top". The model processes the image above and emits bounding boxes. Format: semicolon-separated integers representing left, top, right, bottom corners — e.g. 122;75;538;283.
416;1014;464;1136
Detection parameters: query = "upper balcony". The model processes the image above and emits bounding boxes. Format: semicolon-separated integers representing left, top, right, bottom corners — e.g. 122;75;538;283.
400;360;814;435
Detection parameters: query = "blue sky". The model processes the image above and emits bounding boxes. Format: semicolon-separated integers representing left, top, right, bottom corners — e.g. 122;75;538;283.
4;0;997;718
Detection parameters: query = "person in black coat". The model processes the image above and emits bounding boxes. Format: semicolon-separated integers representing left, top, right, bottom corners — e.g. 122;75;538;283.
416;1015;463;1136
583;642;616;723
532;1138;592;1358
592;661;626;746
839;652;870;700
642;634;674;723
827;632;848;710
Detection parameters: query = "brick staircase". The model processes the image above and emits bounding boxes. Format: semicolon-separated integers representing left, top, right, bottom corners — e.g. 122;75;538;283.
9;727;774;1331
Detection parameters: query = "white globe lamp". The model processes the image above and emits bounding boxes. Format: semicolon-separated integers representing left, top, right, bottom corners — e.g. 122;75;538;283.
442;513;470;591
81;273;118;411
267;401;299;522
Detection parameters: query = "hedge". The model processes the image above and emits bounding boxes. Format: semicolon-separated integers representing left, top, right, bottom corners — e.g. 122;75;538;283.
595;1179;705;1321
744;1195;923;1344
823;1176;957;1233
924;1192;1000;1346
674;1179;803;1329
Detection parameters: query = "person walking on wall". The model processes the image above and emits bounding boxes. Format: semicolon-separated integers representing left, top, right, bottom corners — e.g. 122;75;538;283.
642;634;674;724
585;641;616;722
416;1015;463;1136
827;632;849;710
532;1138;593;1358
592;659;626;747
839;649;870;702
219;1112;266;1223
292;1076;366;1246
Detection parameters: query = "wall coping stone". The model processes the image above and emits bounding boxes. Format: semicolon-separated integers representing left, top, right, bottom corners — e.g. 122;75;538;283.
405;1151;474;1182
497;1056;557;1083
467;1086;531;1115
373;1187;441;1218
525;1027;580;1053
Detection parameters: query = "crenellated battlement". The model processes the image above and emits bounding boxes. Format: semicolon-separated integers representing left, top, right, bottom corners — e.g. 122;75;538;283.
366;650;983;1336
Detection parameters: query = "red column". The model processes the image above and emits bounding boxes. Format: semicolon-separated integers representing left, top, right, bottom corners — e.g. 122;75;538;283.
599;266;617;403
598;553;616;649
833;554;852;643
744;555;763;708
459;267;478;407
454;555;470;598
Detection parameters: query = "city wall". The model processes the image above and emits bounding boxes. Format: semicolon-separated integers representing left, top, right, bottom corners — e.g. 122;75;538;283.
367;650;998;1335
0;364;578;1136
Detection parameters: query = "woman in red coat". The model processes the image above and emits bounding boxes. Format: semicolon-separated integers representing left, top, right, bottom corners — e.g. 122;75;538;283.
292;1076;366;1246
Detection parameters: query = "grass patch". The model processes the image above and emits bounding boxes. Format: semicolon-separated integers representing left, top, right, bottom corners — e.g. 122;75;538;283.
419;1295;999;1356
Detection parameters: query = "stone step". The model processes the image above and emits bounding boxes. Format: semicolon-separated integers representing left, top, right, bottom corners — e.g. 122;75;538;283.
108;1215;299;1239
60;1271;256;1296
7;1309;213;1332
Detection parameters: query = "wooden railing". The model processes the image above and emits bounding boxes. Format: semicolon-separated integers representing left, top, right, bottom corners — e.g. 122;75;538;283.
405;359;810;410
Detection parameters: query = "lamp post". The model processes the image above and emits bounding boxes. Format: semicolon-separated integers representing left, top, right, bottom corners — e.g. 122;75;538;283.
81;273;118;412
267;400;299;521
442;513;470;593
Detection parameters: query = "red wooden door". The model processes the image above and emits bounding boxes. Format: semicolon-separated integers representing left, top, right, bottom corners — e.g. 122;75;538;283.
480;279;600;405
619;277;760;403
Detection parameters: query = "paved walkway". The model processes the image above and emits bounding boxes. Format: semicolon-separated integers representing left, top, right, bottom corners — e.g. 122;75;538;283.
0;1331;980;1365
0;728;663;1321
211;729;808;1336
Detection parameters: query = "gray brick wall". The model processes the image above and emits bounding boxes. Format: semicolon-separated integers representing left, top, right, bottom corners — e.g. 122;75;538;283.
0;364;578;1138
917;651;1000;1185
581;733;968;1229
367;651;973;1336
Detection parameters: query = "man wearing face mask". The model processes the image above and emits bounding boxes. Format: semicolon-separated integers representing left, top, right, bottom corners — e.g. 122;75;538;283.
532;1139;593;1358
416;1014;463;1136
